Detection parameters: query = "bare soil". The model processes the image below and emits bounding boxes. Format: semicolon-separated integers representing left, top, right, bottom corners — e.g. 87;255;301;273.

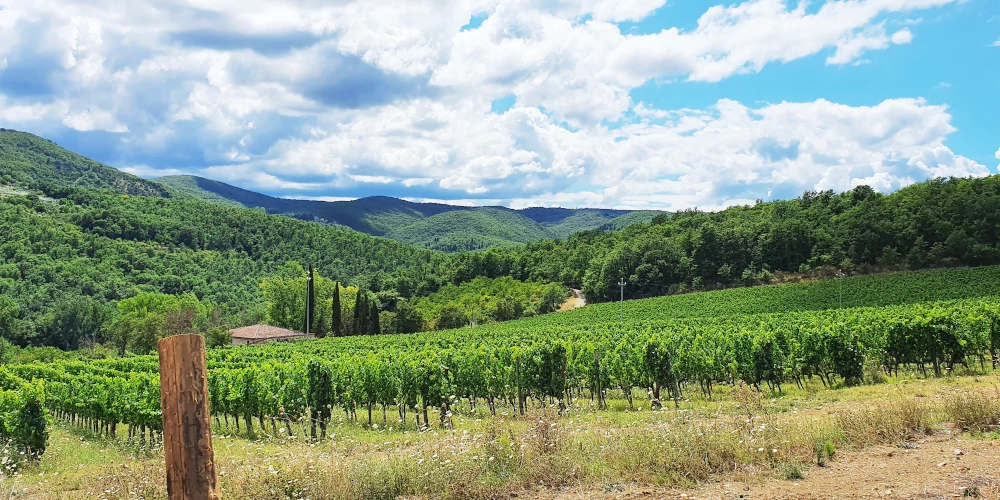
558;289;587;312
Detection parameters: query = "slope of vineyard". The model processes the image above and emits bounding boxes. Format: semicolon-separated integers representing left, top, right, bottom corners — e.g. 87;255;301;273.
9;293;1000;447
550;265;1000;325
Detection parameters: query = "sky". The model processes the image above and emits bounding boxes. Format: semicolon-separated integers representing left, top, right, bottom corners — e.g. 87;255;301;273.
0;0;997;211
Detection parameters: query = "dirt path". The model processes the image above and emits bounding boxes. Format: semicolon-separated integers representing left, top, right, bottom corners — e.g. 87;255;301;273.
540;431;1000;500
558;289;587;312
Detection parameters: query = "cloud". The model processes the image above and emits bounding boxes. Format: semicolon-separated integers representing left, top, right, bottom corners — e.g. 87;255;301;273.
0;0;977;210
201;96;986;210
349;174;395;184
63;109;129;133
402;177;435;187
434;0;955;123
891;28;914;45
827;25;912;65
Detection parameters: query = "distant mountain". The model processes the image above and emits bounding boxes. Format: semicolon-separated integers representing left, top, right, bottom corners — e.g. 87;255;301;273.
0;129;665;252
0;129;168;197
154;175;664;251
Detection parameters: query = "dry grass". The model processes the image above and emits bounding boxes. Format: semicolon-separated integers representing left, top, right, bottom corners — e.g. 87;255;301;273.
7;373;1000;499
834;396;933;446
944;385;1000;432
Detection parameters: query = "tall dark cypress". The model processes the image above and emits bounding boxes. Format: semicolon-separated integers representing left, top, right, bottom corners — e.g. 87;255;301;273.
305;265;314;335
330;281;342;338
369;301;380;335
352;289;365;336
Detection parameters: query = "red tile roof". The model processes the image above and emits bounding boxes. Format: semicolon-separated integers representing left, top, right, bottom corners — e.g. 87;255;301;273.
229;324;306;340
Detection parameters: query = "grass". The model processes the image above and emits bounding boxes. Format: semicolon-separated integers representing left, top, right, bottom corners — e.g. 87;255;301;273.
6;373;1000;499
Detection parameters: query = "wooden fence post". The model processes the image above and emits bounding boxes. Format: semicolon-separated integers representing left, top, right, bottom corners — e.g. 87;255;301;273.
158;334;220;499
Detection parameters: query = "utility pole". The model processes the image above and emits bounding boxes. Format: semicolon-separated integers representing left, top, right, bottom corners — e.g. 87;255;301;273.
618;277;627;323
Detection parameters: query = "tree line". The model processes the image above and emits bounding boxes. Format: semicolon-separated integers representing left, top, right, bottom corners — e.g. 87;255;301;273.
443;177;1000;302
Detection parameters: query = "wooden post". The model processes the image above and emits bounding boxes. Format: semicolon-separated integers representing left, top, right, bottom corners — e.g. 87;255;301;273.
158;334;220;499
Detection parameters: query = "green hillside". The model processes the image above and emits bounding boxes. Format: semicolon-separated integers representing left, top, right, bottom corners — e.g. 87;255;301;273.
0;129;168;197
386;208;550;250
154;175;657;250
598;210;662;231
0;186;450;347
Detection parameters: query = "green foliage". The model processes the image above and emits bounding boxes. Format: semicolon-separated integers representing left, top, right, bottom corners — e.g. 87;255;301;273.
0;184;439;346
412;277;569;329
450;176;1000;302
392;300;424;334
331;282;343;338
783;463;804;480
0;370;48;461
436;303;469;330
260;264;360;337
0;129;167;196
107;292;220;355
548;266;1000;327
204;327;232;348
9;294;1000;442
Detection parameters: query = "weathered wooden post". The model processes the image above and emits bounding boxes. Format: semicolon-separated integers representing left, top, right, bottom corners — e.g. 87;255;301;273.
158;334;220;499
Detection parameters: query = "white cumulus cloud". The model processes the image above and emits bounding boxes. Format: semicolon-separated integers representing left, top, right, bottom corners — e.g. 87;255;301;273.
0;0;980;210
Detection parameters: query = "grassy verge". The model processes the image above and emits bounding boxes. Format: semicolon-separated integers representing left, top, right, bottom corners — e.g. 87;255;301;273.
5;373;999;499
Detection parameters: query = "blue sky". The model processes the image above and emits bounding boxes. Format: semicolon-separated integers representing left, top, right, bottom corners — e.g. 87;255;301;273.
0;0;997;210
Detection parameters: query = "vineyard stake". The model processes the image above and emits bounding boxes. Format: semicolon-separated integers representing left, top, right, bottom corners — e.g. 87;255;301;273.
158;334;220;499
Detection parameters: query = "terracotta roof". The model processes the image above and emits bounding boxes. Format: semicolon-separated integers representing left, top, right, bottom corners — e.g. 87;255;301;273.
229;324;306;340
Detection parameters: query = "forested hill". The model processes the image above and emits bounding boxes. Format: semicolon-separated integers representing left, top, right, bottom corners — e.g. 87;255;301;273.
155;174;657;250
0;129;168;197
444;175;1000;303
0;185;456;347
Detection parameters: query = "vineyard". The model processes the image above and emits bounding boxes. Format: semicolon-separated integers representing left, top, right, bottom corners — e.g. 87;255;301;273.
2;288;998;458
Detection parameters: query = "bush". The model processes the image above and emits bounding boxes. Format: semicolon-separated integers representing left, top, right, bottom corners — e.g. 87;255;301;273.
204;326;232;348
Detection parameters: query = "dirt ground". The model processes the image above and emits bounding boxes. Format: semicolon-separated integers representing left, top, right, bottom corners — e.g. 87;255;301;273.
540;429;1000;500
558;289;587;312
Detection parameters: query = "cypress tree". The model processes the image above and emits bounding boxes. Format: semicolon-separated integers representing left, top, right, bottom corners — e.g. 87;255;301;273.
305;265;315;335
331;282;342;337
369;301;380;335
352;290;366;336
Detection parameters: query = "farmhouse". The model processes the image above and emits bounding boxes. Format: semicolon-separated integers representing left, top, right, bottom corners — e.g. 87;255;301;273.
229;324;312;346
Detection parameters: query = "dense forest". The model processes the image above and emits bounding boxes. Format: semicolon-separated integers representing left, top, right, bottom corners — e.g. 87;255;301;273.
0;186;455;347
445;177;1000;302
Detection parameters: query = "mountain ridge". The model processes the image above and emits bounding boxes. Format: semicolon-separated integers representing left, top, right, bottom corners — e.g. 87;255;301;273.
0;128;663;251
153;174;662;250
